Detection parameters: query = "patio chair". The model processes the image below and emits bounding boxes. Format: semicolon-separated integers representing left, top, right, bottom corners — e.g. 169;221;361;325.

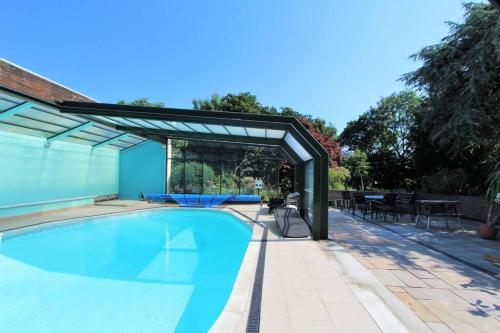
396;193;417;222
372;193;398;222
341;191;351;211
285;192;300;207
267;198;285;214
352;192;369;219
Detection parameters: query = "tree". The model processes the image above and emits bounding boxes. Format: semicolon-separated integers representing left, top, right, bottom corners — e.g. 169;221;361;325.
117;98;165;108
403;2;500;198
343;150;370;190
297;117;341;167
328;167;350;190
340;91;423;189
193;93;278;115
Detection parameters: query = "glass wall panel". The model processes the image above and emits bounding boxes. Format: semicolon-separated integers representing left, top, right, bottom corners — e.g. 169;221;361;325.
221;160;239;194
170;159;185;193
171;139;185;159
186;150;202;160
279;160;295;196
203;160;221;194
240;159;259;195
259;159;279;198
167;140;290;195
304;160;314;224
184;161;203;194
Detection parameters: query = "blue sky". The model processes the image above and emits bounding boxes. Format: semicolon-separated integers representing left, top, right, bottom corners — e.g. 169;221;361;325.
1;1;476;132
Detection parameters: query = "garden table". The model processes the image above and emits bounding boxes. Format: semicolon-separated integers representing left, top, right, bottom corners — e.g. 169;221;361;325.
364;195;384;201
364;194;384;217
415;200;463;231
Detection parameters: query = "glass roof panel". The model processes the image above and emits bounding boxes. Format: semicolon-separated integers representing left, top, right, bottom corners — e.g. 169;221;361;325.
108;142;130;149
225;126;247;136
284;133;312;161
0;99;17;112
267;129;286;139
146;120;175;130
17;108;82;129
204;124;228;134
126;135;147;144
5;114;67;134
93;116;120;125
64;137;99;145
128;118;159;129
164;121;194;132
105;144;123;150
72;131;109;142
0;122;53;138
246;128;266;137
84;126;118;139
107;117;142;127
0;92;25;104
183;122;211;133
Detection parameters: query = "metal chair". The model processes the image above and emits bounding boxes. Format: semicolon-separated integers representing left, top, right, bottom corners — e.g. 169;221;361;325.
396;193;417;222
341;191;351;211
373;193;398;221
352;192;369;219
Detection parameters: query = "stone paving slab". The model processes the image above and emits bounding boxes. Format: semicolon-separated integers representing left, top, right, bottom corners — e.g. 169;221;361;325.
330;209;500;333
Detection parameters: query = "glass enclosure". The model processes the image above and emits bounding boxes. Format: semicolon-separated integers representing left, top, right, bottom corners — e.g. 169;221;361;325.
167;140;292;199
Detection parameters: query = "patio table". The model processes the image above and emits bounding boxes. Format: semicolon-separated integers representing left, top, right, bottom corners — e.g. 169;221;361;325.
415;200;463;231
364;195;384;201
364;195;384;217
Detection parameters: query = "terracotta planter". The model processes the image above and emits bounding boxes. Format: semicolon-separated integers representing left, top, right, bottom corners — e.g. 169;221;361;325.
479;224;498;240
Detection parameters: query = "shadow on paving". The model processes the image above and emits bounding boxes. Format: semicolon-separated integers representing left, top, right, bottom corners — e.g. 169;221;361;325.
328;209;500;324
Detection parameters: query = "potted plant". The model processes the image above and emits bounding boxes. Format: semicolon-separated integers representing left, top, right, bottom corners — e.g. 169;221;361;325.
479;192;500;240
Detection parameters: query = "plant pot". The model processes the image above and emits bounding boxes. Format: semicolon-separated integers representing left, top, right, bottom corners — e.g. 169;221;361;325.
479;224;498;240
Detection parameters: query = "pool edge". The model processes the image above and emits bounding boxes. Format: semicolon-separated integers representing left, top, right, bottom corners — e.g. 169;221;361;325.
208;208;265;333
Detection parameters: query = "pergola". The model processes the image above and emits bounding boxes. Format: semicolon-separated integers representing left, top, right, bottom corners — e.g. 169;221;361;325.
59;101;330;240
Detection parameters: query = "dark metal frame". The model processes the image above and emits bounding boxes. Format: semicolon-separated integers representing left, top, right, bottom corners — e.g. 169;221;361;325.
59;101;330;240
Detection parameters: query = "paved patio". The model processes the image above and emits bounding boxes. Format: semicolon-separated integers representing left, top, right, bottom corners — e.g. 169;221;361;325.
329;208;500;332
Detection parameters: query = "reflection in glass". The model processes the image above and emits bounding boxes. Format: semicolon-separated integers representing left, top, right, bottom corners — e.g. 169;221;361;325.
184;161;203;194
304;160;314;223
203;160;220;194
221;160;239;194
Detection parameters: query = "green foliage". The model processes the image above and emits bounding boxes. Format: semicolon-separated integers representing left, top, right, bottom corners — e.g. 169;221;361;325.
343;150;370;189
403;2;500;198
117;98;165;108
169;161;216;194
328;167;350;190
420;169;471;194
340;91;423;189
193;92;278;115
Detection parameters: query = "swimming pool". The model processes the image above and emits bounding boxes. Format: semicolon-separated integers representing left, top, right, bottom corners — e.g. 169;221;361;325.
0;209;252;332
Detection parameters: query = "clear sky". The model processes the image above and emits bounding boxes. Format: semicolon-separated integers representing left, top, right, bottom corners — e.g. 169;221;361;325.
1;0;477;132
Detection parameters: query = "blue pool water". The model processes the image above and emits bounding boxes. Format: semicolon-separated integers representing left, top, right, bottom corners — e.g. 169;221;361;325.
0;209;252;332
